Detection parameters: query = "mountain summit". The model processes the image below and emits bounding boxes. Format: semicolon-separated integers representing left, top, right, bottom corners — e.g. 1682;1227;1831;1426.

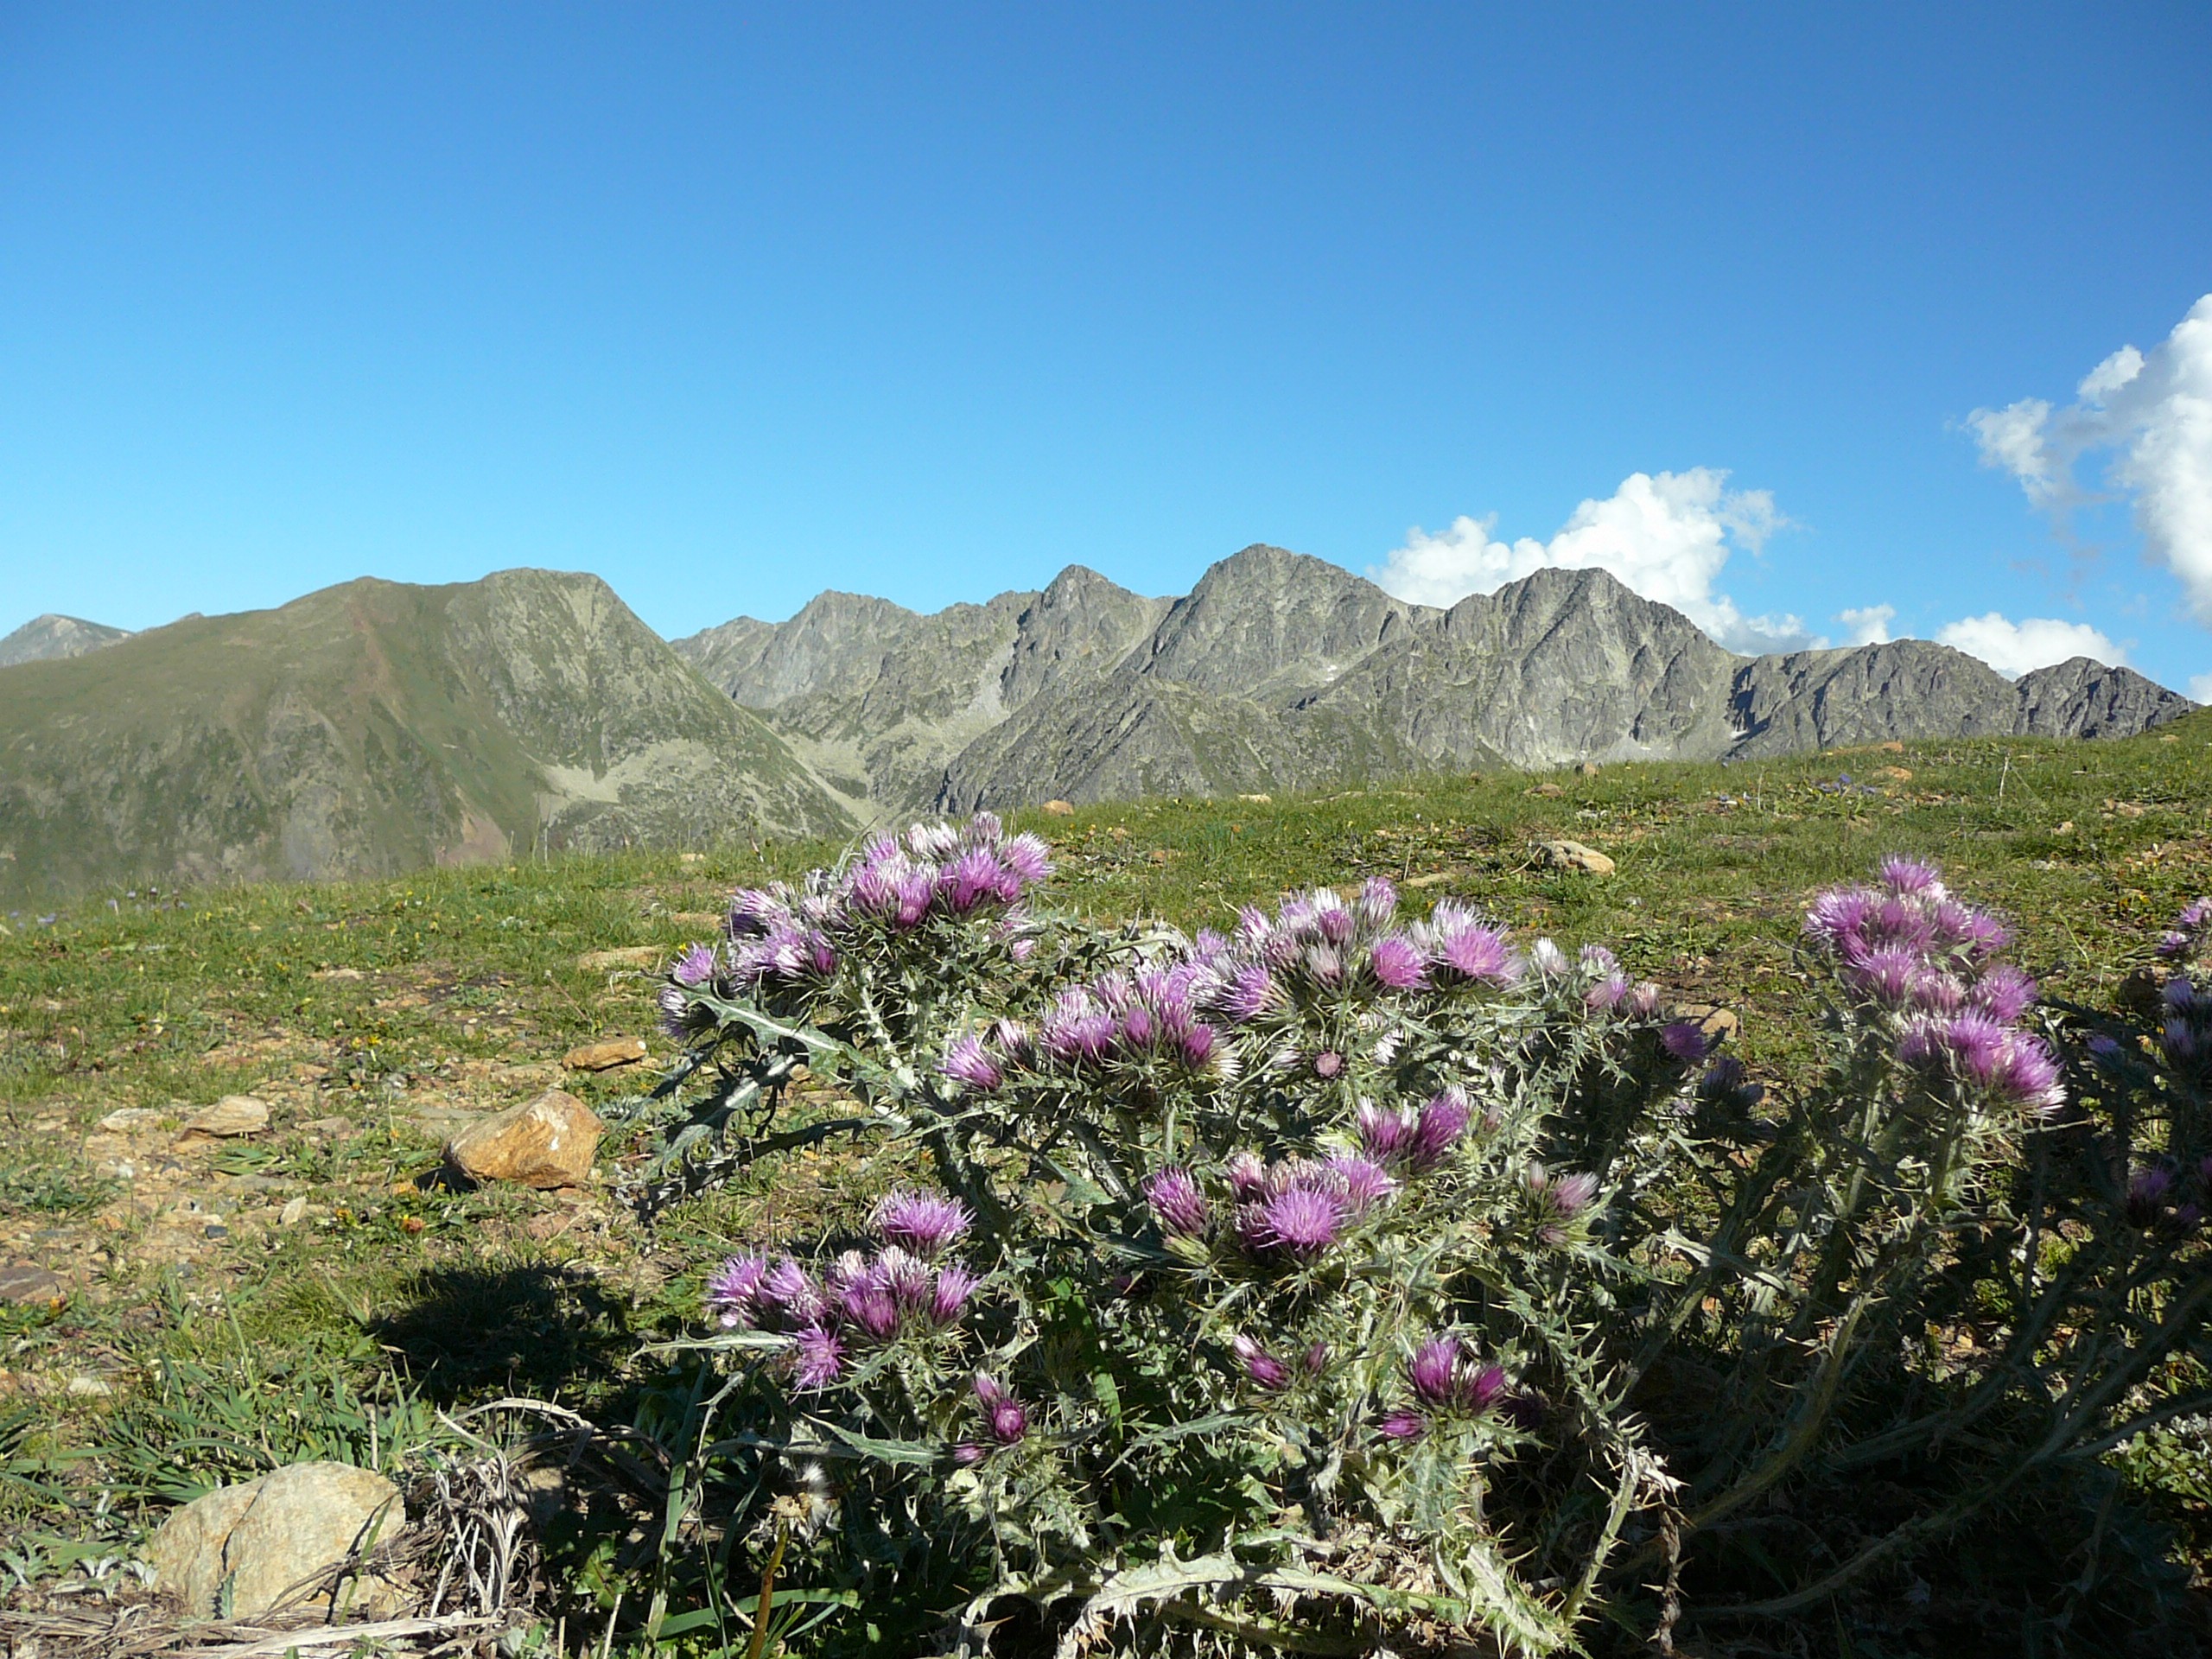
677;549;2195;818
0;570;849;905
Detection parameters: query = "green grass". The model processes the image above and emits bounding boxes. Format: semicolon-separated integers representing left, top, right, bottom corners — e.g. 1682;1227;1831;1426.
1;714;2209;1607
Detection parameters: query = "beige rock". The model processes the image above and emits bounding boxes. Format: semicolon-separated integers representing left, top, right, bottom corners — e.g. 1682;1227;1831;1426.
279;1196;309;1228
1878;741;1905;753
577;945;661;971
562;1037;648;1071
149;1461;407;1618
1676;1003;1740;1043
1040;799;1077;817
1877;765;1913;781
1527;782;1565;798
1402;872;1455;889
177;1096;270;1142
309;966;365;982
1574;761;1602;777
98;1106;170;1134
446;1089;604;1189
1538;839;1616;876
1236;792;1273;804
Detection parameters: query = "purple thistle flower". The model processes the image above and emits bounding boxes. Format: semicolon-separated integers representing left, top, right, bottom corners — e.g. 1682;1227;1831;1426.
906;821;961;861
974;1374;1028;1443
1408;1338;1459;1407
1660;1020;1711;1064
1804;887;1877;950
873;1246;933;1308
1580;944;1620;974
951;1442;987;1466
927;1264;979;1326
673;943;716;987
2165;1018;2202;1063
1627;982;1664;1018
1302;1340;1329;1375
1144;1166;1211;1237
1896;1019;1941;1069
2126;1165;2175;1225
1408;1088;1472;1172
726;887;784;938
791;1324;844;1389
1377;1408;1427;1441
1370;934;1429;990
893;872;935;928
1969;964;2037;1023
1698;1056;1748;1099
1525;1162;1599;1243
1225;1150;1268;1198
1357;875;1400;928
963;810;1003;843
1230;1334;1293;1390
705;1252;770;1329
1220;963;1278;1022
940;1034;1005;1094
1316;898;1355;945
657;982;693;1039
761;1258;826;1323
1907;969;1965;1015
1178;1023;1218;1071
1852;947;1922;1007
1326;1153;1399;1214
1950;908;2012;957
1429;906;1522;987
1586;973;1631;1013
1304;944;1346;987
872;1190;974;1257
1942;1012;2011;1084
1878;855;1944;896
844;1287;900;1339
1357;1100;1420;1162
1249;1185;1348;1257
2156;931;2192;960
1992;1036;2064;1115
1001;833;1052;884
1121;1002;1157;1049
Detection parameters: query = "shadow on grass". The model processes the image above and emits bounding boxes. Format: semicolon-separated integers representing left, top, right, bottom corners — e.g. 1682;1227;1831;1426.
372;1262;638;1405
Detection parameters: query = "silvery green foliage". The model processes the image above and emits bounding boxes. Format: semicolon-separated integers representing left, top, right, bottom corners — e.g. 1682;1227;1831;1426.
632;829;2210;1655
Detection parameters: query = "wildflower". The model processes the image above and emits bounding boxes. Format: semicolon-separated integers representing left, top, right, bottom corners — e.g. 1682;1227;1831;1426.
843;1287;899;1339
761;1257;827;1322
1325;1153;1399;1214
927;1264;979;1326
1245;1185;1348;1258
1377;1408;1427;1441
1407;1089;1472;1172
1626;982;1664;1018
1143;1166;1211;1237
1968;964;2037;1023
1524;1163;1599;1244
672;943;716;987
1878;855;1944;896
704;1252;770;1329
1586;973;1631;1013
1529;938;1569;977
1302;1340;1329;1375
940;1034;1004;1095
1230;1334;1293;1390
1698;1057;1748;1100
791;1325;845;1389
974;1374;1028;1443
657;982;693;1039
1405;1336;1507;1414
872;1190;974;1257
1427;903;1522;987
1370;934;1428;990
2126;1166;2176;1227
1001;832;1052;884
872;1245;933;1308
1660;1021;1710;1065
951;1442;987;1466
1991;1036;2064;1115
1313;1049;1344;1079
1357;1100;1420;1163
1219;963;1278;1022
1224;1150;1269;1198
907;822;961;861
1355;876;1400;930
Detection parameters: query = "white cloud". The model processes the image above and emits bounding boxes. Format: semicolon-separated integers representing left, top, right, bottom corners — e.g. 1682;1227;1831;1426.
1969;294;2212;622
2189;671;2212;703
1838;604;1896;645
1935;612;2126;678
1371;468;1815;652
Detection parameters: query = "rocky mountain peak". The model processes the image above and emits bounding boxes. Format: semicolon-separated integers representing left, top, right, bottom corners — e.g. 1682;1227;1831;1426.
1140;543;1431;698
0;613;133;670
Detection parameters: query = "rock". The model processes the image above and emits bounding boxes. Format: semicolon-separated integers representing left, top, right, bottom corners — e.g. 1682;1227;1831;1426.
309;966;364;982
1237;792;1273;804
1528;783;1565;798
302;1116;357;1138
1040;799;1077;817
149;1461;408;1618
177;1096;270;1143
445;1089;604;1189
679;851;706;864
1538;840;1615;876
98;1106;170;1133
1574;761;1601;776
279;1197;309;1227
1402;871;1455;889
1878;741;1905;753
0;1264;64;1305
576;945;661;971
1676;1004;1741;1043
1878;765;1912;781
66;1375;111;1396
562;1037;648;1071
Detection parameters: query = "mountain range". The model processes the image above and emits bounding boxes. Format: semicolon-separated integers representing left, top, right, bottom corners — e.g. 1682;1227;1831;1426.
672;545;2194;816
1;546;2193;904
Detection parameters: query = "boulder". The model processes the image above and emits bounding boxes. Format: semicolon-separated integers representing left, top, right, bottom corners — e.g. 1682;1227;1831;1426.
1040;799;1077;817
445;1089;604;1189
177;1096;270;1142
1538;839;1616;876
562;1037;648;1071
149;1461;407;1618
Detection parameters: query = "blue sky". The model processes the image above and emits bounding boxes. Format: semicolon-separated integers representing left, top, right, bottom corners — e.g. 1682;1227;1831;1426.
3;4;2209;692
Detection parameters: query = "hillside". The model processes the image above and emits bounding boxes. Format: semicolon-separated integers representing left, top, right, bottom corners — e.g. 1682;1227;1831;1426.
677;547;2196;817
0;569;850;906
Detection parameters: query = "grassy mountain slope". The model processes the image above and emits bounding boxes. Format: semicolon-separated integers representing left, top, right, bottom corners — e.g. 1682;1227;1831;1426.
0;569;849;907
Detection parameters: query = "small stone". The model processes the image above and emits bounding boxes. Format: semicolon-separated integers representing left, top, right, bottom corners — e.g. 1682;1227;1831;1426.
1538;839;1616;876
177;1096;270;1142
2053;820;2074;835
1147;849;1172;866
1236;792;1273;804
66;1375;112;1397
576;945;661;971
562;1037;648;1071
149;1461;408;1618
302;1116;357;1138
279;1197;309;1227
446;1089;605;1189
309;967;365;982
1040;799;1077;817
98;1106;169;1134
678;851;706;863
0;1264;64;1305
1402;872;1454;889
1528;782;1565;798
2113;801;2145;818
1877;766;1913;781
1676;1004;1741;1043
1575;761;1602;777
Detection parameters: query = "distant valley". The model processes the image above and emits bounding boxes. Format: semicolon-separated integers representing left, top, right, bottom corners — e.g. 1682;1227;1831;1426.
1;546;2194;904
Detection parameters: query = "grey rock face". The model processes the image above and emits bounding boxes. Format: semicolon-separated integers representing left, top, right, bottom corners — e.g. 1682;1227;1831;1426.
688;551;2198;816
0;614;130;668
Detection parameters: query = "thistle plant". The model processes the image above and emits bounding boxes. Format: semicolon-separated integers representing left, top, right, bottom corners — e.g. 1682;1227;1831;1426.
626;831;2211;1655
